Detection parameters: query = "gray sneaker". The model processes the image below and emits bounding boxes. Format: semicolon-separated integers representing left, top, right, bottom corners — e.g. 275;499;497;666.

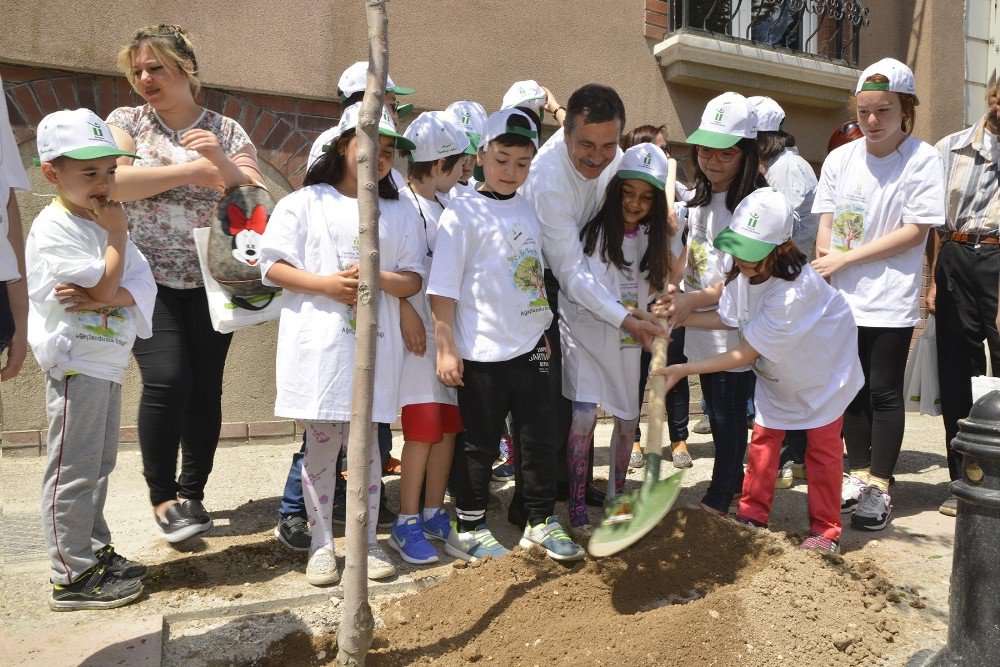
851;486;892;531
367;543;397;580
445;524;509;562
692;416;712;435
306;547;340;586
629;448;645;469
519;516;585;562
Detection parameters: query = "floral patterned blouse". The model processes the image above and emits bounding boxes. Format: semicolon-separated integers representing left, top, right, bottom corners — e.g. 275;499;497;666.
106;105;253;289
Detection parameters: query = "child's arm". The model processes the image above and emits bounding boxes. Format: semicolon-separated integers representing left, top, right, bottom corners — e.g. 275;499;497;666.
399;298;426;356
55;284;136;311
2;190;28;381
86;199;129;303
655;280;724;327
651;339;760;392
264;261;359;304
813;212;833;259
380;270;422;298
812;223;928;278
430;295;463;387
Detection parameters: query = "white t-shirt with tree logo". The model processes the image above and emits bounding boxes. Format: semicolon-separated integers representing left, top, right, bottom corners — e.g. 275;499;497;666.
25;201;156;383
259;184;425;422
427;190;553;362
718;265;864;429
813;136;945;327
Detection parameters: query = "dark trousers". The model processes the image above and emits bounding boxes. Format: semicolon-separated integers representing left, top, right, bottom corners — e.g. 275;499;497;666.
456;340;554;525
0;282;13;350
935;240;1000;480
699;370;755;512
133;285;232;506
640;326;692;443
779;430;808;466
278;423;392;518
843;325;913;480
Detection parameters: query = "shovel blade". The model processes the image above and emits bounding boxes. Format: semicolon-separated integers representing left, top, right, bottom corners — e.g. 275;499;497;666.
587;469;686;558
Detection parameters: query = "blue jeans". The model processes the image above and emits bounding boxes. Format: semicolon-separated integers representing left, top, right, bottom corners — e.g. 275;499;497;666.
278;422;392;519
699;370;755;513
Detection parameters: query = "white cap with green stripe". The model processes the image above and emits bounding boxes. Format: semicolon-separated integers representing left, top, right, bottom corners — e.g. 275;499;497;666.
37;109;138;163
337;61;416;101
856;58;916;97
686;92;758;149
617;142;669;190
305;102;415;171
713;187;794;263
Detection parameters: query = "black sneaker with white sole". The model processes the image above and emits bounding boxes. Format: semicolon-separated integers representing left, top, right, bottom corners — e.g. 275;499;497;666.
181;499;213;529
851;486;892;531
96;545;148;579
49;565;143;611
274;515;311;551
155;504;207;543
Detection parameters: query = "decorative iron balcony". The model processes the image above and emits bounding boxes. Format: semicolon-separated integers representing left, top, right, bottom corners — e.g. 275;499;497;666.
670;0;870;67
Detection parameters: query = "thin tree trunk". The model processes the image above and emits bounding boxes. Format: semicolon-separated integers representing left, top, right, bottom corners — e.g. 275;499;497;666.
337;1;389;665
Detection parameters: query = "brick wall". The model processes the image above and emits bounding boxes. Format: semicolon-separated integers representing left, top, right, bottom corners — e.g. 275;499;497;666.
644;0;671;40
1;62;342;189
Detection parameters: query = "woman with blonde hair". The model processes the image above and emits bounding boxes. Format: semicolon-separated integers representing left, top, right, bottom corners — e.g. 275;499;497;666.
106;24;263;542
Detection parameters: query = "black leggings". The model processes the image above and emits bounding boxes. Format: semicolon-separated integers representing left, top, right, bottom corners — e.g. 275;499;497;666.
133;284;233;506
843;325;913;480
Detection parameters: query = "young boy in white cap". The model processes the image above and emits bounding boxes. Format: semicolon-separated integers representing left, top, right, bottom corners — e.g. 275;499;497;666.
390;111;475;565
28;109;157;610
445;100;488;197
654;187;863;553
428;108;584;563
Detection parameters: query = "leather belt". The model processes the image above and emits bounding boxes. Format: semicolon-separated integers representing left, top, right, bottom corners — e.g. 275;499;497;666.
944;230;1000;245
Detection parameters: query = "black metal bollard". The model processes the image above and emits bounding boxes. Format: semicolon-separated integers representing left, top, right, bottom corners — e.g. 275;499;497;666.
917;390;1000;665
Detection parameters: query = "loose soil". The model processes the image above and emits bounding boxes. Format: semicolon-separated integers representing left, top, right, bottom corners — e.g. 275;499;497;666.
368;509;918;666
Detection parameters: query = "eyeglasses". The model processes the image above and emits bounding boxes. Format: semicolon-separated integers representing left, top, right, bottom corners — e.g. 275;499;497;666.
695;146;741;163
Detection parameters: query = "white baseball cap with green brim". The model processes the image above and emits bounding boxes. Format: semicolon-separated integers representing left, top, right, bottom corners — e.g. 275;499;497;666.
713;187;794;263
617;142;669;190
337;61;416;101
856;57;919;104
686;92;758;149
748;96;785;132
305;102;415;171
501;80;546;111
36;109;138;163
403;111;472;162
446;100;488;149
473;108;539;181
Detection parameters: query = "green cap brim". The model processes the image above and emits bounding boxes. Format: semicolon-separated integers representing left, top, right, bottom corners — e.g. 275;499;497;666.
465;132;481;150
617;169;665;191
388;85;416;96
463;141;478;156
685;128;741;149
395;102;414;118
473;164;484;182
713;227;776;263
380;128;416;151
61;146;140;160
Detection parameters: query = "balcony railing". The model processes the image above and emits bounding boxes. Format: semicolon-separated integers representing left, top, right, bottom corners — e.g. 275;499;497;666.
670;0;870;67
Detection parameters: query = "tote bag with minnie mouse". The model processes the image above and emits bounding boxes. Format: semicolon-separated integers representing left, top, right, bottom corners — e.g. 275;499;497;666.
208;184;281;310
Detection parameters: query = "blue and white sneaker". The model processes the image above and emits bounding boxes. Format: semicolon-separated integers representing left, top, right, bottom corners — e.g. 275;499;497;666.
444;523;509;562
422;508;452;542
519;516;585;562
388;517;439;565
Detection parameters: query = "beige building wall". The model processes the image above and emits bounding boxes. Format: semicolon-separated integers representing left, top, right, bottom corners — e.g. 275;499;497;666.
0;0;970;434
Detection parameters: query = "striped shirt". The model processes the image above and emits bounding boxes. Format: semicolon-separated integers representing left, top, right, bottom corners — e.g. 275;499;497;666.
935;115;1000;233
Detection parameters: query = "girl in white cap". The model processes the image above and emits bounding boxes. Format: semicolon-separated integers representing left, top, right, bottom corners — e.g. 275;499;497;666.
666;92;767;518
559;142;672;536
654;187;864;554
389;111;476;566
258;103;426;585
811;57;945;531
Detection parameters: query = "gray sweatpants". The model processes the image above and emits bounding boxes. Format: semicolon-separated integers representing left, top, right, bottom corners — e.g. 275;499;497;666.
40;373;121;585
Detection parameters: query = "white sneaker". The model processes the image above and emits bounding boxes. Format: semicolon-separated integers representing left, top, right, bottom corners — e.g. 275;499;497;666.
367;542;397;580
841;474;867;514
774;463;794;489
306;547;340;586
851;486;892;531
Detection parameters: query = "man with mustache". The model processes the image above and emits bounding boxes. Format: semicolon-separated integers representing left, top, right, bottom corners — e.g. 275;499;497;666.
928;70;1000;517
517;84;664;518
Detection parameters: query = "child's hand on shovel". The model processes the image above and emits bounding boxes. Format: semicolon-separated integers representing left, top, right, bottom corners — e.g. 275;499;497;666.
649;362;689;394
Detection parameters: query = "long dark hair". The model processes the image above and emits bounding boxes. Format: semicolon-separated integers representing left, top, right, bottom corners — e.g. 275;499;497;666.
724;240;807;285
579;176;670;292
303;128;399;199
688;137;767;212
756;130;795;163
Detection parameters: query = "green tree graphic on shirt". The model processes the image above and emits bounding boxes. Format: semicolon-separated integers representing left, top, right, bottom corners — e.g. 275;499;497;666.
513;255;549;307
81;307;127;338
686;239;709;289
832;211;864;252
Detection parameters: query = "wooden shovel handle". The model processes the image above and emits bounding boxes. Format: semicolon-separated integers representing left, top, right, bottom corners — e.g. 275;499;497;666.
644;158;677;459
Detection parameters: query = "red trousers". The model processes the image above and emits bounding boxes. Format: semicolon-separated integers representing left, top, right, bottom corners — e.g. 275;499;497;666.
738;416;844;541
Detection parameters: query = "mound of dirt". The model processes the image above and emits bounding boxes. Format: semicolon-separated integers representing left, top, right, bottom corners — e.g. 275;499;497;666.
369;509;909;666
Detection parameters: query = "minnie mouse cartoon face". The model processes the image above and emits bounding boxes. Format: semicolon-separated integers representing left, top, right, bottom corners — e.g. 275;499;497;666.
226;204;267;267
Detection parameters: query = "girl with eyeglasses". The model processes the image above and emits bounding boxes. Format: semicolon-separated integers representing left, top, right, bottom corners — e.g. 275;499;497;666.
663;92;767;517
